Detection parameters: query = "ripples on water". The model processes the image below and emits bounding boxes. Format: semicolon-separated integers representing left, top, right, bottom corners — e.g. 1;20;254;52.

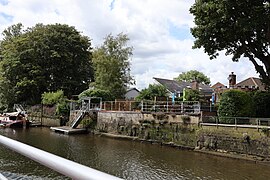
1;127;270;180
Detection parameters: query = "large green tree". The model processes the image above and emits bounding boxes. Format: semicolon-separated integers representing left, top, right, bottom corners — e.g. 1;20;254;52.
136;84;168;100
174;70;210;85
190;0;270;86
218;90;254;119
0;23;93;109
92;33;134;99
253;91;270;118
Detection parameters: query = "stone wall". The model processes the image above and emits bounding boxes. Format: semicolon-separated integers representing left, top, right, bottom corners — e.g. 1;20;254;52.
96;111;200;133
197;126;270;159
95;111;270;159
96;111;143;133
41;117;61;126
96;111;200;147
28;115;61;126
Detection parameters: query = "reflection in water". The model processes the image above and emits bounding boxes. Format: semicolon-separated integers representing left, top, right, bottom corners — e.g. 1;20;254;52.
1;127;270;180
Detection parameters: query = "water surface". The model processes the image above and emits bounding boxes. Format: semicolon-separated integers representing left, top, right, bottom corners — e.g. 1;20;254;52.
0;127;270;179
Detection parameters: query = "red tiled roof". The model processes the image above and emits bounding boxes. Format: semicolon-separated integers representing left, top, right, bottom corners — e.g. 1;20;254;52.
211;82;226;89
235;77;266;91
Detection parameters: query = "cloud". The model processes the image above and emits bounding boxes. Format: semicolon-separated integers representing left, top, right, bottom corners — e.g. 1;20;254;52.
0;0;259;90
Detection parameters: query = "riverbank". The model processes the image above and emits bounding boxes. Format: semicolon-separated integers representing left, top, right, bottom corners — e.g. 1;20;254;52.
88;111;270;163
96;131;270;165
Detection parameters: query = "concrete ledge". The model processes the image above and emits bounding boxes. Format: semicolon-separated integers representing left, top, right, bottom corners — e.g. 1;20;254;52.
50;126;87;135
98;133;139;140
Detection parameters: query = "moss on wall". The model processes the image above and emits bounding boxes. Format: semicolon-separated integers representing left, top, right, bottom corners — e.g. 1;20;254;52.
95;111;270;159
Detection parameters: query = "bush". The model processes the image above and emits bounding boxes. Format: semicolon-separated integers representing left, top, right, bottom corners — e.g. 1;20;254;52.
218;90;254;119
184;89;200;101
79;88;114;101
136;84;168;100
41;90;69;119
42;90;64;105
253;91;270;118
56;100;69;116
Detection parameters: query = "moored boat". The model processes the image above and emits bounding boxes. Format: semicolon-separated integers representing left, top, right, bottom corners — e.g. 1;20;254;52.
0;112;30;128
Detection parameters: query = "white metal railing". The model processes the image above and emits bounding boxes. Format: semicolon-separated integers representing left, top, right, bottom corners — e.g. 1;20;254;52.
100;100;201;114
201;116;270;129
0;135;122;180
140;101;200;114
13;104;25;113
0;173;7;180
70;109;86;128
70;100;202;114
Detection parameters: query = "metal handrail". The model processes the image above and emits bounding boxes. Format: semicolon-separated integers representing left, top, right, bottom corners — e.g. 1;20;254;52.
0;135;122;180
70;109;85;128
0;173;7;180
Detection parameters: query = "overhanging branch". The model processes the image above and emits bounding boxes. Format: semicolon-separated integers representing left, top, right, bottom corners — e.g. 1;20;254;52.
246;53;268;79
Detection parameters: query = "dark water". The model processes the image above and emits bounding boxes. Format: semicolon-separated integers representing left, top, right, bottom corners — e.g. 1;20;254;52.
1;127;270;180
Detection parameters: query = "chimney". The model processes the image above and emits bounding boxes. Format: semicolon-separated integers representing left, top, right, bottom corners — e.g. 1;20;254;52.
228;72;236;88
191;80;199;90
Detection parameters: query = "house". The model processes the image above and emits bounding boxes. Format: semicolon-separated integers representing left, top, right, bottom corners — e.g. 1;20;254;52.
222;72;266;91
235;77;266;91
153;77;213;100
125;88;140;100
211;82;226;91
212;72;266;103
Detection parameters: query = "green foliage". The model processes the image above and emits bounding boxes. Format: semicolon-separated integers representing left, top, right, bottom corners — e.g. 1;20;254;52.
0;23;93;108
56;100;70;117
136;84;168;100
41;90;69;117
253;91;270;118
218;90;254;119
42;90;64;106
190;0;270;86
81;118;95;128
184;89;200;101
92;33;134;99
78;88;114;101
174;70;210;85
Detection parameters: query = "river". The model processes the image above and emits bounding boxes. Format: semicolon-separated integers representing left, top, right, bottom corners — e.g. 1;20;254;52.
0;127;270;180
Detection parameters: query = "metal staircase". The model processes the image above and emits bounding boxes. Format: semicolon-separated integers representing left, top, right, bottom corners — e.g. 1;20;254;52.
70;109;86;128
13;104;26;114
69;97;102;129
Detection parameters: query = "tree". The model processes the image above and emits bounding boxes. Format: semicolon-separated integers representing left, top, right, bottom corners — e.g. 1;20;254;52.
190;0;270;86
218;90;254;120
253;91;270;117
78;88;114;101
183;89;200;101
0;23;93;109
174;70;210;85
136;84;168;100
42;90;65;106
92;33;134;99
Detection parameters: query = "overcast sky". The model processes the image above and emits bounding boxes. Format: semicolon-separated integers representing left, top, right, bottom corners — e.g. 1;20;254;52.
0;0;259;90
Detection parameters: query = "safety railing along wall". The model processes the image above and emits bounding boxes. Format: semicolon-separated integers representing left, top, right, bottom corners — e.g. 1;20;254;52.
139;100;200;114
70;100;221;115
201;116;270;129
99;100;201;115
